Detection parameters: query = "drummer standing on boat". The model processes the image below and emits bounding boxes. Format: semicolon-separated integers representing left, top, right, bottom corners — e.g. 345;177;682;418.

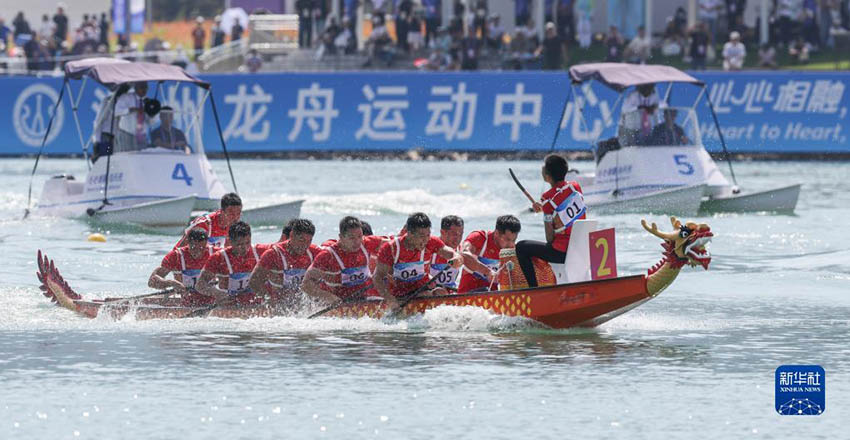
428;215;465;291
303;216;393;307
196;221;264;305
517;154;586;288
250;218;323;303
373;213;463;299
148;228;215;306
457;215;522;293
175;192;243;249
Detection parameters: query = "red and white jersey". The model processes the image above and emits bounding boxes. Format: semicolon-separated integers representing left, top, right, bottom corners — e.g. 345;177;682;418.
376;235;445;296
458;230;502;293
310;242;374;300
429;244;461;290
179;210;230;249
259;242;322;290
204;245;261;295
541;180;586;253
160;245;214;291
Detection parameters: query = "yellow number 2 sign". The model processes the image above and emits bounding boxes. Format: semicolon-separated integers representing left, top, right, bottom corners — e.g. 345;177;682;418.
589;228;617;280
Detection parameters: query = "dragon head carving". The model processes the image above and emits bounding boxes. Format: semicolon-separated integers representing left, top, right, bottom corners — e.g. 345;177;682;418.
642;216;713;272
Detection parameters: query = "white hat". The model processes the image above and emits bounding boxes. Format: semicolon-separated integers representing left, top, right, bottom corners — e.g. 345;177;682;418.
545;22;555;30
196;16;205;23
730;31;740;40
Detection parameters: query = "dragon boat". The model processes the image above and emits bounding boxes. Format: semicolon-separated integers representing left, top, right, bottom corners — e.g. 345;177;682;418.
36;217;712;329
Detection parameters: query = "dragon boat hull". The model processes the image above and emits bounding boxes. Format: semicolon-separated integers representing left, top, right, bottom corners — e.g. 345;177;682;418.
37;250;652;329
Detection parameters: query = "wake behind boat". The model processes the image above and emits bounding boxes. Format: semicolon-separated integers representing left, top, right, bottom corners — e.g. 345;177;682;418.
562;63;801;215
36;217;713;329
24;58;302;228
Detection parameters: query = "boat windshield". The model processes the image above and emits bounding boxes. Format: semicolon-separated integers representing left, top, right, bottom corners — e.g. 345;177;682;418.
617;106;701;148
91;84;207;156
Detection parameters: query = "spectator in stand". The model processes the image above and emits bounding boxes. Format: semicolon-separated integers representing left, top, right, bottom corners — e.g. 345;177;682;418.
296;0;314;48
689;22;710;69
173;44;190;68
662;17;685;56
472;0;488;40
674;6;688;34
698;0;723;43
423;0;440;48
605;25;624;61
0;18;10;53
408;8;424;52
53;4;68;46
13;12;32;42
538;22;565;70
192;17;205;57
801;0;820;47
397;0;413;53
314;0;328;40
487;14;504;50
624;25;651;63
211;16;225;47
459;28;480;70
722;31;746;70
757;42;778;67
524;18;540;50
424;46;451;70
789;35;810;62
245;49;262;72
231;19;244;42
775;0;804;47
505;28;532;69
334;16;356;54
39;14;55;43
557;0;576;45
726;0;746;32
362;15;394;67
516;0;531;26
318;16;340;56
99;13;109;47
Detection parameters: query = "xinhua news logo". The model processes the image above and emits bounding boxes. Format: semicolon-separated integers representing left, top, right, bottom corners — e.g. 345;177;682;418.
775;365;825;415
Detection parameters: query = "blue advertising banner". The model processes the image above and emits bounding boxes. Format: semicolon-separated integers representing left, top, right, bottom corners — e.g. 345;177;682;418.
1;71;847;155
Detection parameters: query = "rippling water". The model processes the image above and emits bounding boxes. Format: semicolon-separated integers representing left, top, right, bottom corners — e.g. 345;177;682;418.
1;158;848;439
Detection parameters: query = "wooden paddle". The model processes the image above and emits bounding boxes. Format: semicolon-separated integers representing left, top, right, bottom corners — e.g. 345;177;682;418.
384;265;454;321
102;288;176;303
307;284;377;319
509;168;537;205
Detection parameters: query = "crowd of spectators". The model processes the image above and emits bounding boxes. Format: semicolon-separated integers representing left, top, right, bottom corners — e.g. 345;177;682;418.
3;0;850;74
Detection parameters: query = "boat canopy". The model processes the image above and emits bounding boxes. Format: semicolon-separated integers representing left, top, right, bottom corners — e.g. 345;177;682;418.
569;63;703;92
63;58;209;90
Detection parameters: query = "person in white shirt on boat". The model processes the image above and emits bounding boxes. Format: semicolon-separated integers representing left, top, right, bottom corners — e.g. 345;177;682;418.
151;106;190;153
113;81;151;150
620;83;666;146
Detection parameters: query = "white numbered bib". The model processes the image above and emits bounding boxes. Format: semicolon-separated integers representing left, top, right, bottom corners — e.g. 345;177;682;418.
393;261;426;283
429;263;459;289
227;272;251;295
181;269;201;290
553;188;587;233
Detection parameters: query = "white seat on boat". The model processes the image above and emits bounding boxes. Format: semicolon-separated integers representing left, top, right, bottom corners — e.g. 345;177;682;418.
551;219;598;284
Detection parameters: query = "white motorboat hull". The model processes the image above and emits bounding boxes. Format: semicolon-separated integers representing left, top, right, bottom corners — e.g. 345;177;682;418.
84;195;198;227
241;200;305;226
586;184;707;216
700;184;801;214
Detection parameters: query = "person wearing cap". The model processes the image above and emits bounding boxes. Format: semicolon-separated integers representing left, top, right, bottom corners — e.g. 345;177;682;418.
114;81;150;149
211;15;225;47
537;22;565;70
722;31;745;71
151;106;189;152
192;16;205;57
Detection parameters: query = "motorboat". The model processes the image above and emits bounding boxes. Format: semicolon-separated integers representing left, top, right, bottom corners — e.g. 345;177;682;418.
560;63;800;215
24;58;303;228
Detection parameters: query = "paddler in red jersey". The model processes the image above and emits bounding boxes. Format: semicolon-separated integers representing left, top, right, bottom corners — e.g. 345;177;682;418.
373;212;462;299
427;215;465;292
457;215;522;293
195;221;263;305
517;153;586;287
148;228;215;306
175;193;243;249
249;218;322;305
303;216;390;306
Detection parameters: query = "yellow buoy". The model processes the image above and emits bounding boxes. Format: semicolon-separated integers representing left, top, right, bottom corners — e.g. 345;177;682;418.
459;183;469;190
87;233;107;243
